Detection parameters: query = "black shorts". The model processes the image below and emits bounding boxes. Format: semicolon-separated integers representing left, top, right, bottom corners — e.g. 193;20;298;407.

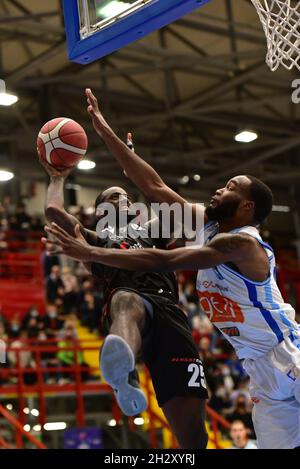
104;288;208;408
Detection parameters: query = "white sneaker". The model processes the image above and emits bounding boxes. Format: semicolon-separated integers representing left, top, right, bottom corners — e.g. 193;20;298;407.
100;335;147;416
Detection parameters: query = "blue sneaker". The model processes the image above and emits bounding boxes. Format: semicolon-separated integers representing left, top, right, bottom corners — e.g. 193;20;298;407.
100;335;147;416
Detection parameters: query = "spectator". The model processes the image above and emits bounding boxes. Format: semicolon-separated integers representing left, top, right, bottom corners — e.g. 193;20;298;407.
2;196;15;217
30;216;43;231
79;292;101;333
0;321;8;341
219;363;235;394
74;263;91;284
227;394;255;437
22;305;42;330
7;330;36;385
46;265;65;303
36;330;59;384
43;304;64;335
208;382;232;415
225;351;248;385
57;325;89;384
61;266;78;314
26;317;42;339
198;336;213;361
230;378;252;408
184;281;198;304
42;251;60;278
9;202;31;231
77;279;93;306
229;420;257;449
192;314;214;336
0;321;8;384
8;314;22;338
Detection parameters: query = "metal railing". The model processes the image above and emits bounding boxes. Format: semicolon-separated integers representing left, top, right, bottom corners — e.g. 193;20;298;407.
0;338;231;449
0;404;47;449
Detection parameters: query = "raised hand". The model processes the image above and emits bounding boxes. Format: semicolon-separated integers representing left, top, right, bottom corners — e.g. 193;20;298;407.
86;88;109;137
42;223;93;261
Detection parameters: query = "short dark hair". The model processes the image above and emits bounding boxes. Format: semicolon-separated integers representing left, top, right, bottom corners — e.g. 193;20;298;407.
245;175;273;224
95;192;104;209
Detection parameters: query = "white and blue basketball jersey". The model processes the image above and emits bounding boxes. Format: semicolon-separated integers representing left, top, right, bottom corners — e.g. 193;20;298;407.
196;222;300;360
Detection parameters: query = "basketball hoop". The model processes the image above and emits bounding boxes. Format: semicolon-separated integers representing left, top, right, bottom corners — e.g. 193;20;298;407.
251;0;300;71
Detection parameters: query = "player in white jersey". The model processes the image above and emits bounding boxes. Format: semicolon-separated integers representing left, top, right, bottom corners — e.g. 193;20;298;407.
43;91;300;449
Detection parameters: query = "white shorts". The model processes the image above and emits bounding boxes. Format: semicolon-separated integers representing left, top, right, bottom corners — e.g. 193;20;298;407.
243;338;300;449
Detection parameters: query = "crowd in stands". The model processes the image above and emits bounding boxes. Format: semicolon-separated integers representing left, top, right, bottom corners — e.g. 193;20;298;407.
0;196;43;233
0;260;102;385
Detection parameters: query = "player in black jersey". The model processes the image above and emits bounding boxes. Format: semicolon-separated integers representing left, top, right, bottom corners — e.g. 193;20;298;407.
39;103;208;451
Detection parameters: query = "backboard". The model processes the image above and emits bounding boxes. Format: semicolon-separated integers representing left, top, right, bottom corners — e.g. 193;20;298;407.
63;0;212;64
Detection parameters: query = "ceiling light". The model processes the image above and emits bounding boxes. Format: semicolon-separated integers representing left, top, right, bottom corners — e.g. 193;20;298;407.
77;160;96;170
107;418;117;427
193;174;201;181
98;1;131;18
43;422;67;431
134;417;144;426
272;205;290;212
23;425;31;432
235;130;258;143
6;404;13;411
31;409;39;417
23;407;30;415
33;425;42;432
0;170;14;182
0;79;18;106
181;175;189;184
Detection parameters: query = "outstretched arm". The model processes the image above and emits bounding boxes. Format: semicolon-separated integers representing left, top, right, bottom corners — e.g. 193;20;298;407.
86;88;207;224
43;223;256;272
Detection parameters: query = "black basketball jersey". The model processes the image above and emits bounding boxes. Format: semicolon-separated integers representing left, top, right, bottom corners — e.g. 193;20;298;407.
90;221;179;305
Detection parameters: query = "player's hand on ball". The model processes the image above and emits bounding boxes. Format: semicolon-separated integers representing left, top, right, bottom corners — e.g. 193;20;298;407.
42;223;93;262
37;148;71;178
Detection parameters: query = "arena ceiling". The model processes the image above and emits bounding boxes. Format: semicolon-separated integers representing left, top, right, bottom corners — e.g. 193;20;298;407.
0;0;299;209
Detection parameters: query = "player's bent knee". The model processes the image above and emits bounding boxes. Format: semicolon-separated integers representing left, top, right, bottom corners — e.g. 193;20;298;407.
110;290;146;326
111;290;144;311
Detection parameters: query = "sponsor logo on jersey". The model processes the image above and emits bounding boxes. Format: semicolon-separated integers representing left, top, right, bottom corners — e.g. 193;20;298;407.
198;291;245;323
200;280;229;292
220;326;240;337
171;357;202;364
251;397;260;404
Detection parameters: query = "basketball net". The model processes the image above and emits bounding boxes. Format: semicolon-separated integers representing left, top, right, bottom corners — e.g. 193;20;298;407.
251;0;300;71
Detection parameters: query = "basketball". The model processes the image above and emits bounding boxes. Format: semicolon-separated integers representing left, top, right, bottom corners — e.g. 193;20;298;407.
37;117;88;170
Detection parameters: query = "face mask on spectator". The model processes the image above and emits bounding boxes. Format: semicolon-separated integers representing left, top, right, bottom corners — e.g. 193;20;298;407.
38;332;47;340
48;311;57;318
237;401;246;409
11;324;20;332
30;309;39;317
222;366;231;376
215;387;227;398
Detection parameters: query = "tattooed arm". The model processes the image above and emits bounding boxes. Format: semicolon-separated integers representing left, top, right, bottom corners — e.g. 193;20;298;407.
43;224;260;273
